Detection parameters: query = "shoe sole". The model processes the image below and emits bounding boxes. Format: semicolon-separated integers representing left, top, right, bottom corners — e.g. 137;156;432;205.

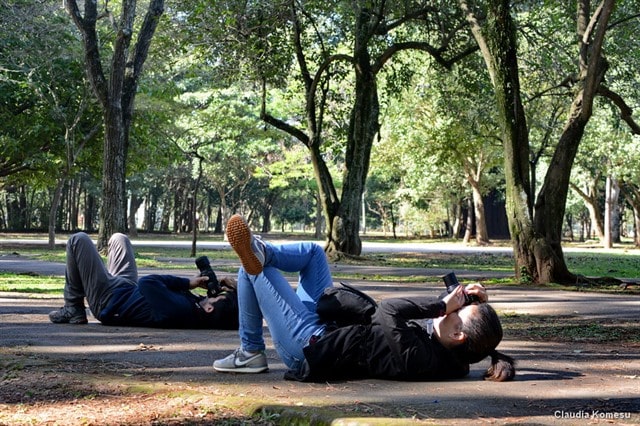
49;313;88;324
226;214;263;275
49;318;88;324
213;365;269;374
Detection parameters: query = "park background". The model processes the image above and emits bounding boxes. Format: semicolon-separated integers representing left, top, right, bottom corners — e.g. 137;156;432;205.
2;2;640;423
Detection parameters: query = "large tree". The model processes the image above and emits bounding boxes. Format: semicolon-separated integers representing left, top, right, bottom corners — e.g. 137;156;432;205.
187;0;477;255
65;0;165;249
461;0;640;283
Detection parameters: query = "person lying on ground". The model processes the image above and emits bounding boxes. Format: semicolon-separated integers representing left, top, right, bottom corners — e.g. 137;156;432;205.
49;232;239;329
213;214;515;382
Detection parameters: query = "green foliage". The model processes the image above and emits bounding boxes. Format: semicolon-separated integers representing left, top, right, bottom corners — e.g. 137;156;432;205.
0;0;102;188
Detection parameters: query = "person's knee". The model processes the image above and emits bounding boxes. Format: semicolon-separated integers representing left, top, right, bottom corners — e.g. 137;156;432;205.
69;232;89;241
68;232;91;247
306;242;324;256
108;233;129;247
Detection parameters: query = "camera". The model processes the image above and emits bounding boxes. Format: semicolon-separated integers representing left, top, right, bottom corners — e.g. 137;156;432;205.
195;255;221;297
442;272;479;306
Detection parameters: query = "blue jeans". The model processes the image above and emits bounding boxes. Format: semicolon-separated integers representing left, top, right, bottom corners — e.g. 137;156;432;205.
237;242;333;370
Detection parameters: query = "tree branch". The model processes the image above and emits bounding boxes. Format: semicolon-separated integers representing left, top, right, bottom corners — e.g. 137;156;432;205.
581;0;614;112
64;0;109;107
260;78;309;145
374;41;477;73
597;85;640;134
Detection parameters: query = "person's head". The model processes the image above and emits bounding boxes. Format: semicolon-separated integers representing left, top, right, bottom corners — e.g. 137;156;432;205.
198;297;217;313
197;277;238;311
434;303;516;381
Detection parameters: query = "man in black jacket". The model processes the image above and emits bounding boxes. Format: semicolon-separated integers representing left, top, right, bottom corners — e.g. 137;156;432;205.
49;232;238;329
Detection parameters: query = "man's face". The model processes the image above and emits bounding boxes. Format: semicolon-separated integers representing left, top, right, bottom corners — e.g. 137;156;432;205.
198;298;215;313
198;294;227;314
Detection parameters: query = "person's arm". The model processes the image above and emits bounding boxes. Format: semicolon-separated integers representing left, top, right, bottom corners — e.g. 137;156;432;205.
188;275;210;290
374;297;447;376
136;275;193;323
139;274;191;291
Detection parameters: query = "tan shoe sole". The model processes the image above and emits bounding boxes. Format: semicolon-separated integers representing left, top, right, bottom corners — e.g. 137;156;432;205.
227;214;263;275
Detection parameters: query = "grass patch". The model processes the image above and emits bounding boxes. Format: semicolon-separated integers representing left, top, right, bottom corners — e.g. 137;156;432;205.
501;313;640;344
2;238;640;292
0;272;64;294
340;251;515;272
565;251;640;278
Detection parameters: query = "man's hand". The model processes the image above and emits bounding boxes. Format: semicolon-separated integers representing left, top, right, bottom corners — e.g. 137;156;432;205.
189;275;209;290
219;277;237;291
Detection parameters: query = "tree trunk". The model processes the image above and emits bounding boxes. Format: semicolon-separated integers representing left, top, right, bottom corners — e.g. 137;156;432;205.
603;175;620;248
571;178;605;240
314;194;323;239
620;183;640;247
191;159;203;258
633;202;640;248
69;178;79;230
83;190;95;232
533;45;610;281
565;214;574;242
463;197;473;244
326;10;379;256
99;108;128;248
65;0;165;250
462;0;538;281
462;0;613;284
470;182;489;245
128;193;143;237
48;178;66;249
307;140;340;244
452;201;462;239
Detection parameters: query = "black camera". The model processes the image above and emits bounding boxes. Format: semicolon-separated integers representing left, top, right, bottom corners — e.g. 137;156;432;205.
442;272;479;306
195;255;221;297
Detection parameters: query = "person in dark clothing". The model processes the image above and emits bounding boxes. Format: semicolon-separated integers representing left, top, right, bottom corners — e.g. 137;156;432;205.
49;232;239;330
213;214;515;381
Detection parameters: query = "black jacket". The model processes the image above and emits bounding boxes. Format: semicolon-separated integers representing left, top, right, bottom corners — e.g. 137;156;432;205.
99;275;239;329
292;295;469;382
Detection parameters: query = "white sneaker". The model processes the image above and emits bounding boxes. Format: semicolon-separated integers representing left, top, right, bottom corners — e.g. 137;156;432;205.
213;348;269;373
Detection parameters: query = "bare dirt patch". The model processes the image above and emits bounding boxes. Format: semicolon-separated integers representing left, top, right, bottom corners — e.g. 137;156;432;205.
0;352;267;425
502;314;640;344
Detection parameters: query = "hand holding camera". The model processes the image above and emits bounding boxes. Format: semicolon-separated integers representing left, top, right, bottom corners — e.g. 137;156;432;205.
441;272;485;313
195;255;222;297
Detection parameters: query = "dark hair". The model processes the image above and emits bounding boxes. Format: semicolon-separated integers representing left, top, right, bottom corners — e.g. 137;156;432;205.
457;303;516;381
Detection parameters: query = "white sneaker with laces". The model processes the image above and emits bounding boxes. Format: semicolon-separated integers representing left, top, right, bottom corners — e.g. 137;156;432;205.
213;348;269;373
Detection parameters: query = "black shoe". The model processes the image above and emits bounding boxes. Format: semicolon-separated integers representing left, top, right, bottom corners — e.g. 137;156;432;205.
49;306;88;324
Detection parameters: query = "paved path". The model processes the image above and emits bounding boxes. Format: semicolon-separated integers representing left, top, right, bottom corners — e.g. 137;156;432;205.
1;246;639;425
